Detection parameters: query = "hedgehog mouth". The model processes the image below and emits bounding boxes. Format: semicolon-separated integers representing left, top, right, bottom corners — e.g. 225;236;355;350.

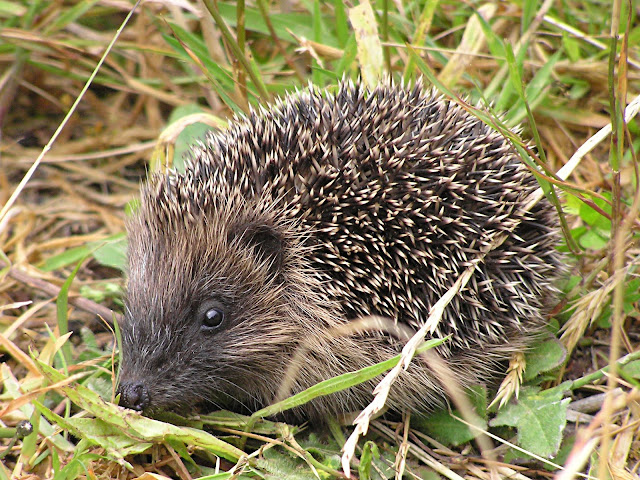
117;375;260;417
139;393;259;419
116;382;197;415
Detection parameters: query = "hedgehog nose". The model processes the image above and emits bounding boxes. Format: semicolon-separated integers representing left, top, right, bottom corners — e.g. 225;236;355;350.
118;381;150;411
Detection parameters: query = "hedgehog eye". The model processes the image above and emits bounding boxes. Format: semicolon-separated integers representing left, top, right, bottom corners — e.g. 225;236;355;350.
201;307;225;331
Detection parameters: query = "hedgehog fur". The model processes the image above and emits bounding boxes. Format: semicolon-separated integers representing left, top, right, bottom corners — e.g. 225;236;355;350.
117;80;562;421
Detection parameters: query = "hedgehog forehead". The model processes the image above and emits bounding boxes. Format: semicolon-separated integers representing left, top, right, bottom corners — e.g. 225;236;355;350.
125;213;276;330
131;174;285;274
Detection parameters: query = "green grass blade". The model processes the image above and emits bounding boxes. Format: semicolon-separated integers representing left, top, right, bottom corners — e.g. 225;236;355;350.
163;25;244;114
43;0;100;35
56;257;88;367
251;337;447;419
403;0;439;81
334;0;349;47
201;0;269;101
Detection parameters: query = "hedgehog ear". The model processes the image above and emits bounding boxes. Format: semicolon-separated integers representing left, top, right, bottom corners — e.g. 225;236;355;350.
231;223;285;277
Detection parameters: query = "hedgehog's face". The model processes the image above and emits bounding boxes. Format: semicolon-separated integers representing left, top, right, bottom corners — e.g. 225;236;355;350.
117;208;301;415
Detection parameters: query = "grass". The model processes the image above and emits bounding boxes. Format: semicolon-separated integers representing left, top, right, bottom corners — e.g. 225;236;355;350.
1;0;639;478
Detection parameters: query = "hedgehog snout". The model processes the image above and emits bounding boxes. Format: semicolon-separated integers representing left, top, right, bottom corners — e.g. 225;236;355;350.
117;379;150;411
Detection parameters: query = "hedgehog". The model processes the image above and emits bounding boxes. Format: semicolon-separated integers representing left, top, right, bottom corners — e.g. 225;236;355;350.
116;80;562;421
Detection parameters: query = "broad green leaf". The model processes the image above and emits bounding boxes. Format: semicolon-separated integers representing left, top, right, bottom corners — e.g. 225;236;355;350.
0;1;27;16
79;282;122;305
167;105;217;172
40;233;127;272
90;234;127;272
524;339;567;381
414;385;487;446
621;360;640;380
491;386;570;458
255;447;316;480
578;230;608;250
579;196;612;230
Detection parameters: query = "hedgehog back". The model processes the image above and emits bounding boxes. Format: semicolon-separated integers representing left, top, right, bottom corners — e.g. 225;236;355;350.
146;82;559;352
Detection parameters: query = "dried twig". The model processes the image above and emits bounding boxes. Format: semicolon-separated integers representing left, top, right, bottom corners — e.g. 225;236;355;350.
3;263;119;324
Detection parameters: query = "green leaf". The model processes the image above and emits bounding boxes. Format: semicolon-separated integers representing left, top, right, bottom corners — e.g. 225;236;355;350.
79;282;122;305
190;473;236;479
624;278;640;307
507;50;561;125
579;196;612;230
89;234;127;272
43;0;100;35
40;233;127;272
163;25;243;113
163;26;235;91
524;339;567;381
333;0;349;47
621;360;640;380
167;104;214;171
349;1;383;87
312;0;322;86
521;0;536;31
567;78;591;100
418;411;481;446
57;257;88;366
358;441;380;480
216;2;338;48
255;447;313;480
335;34;358;78
474;11;505;61
564;194;582;215
36;404;150;469
499;41;524;111
200;1;269;102
578;229;608;250
52;451;103;480
0;1;27;17
41;245;91;272
562;31;581;62
34;361;244;464
414;385;487;446
490;386;570;458
197;410;287;437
